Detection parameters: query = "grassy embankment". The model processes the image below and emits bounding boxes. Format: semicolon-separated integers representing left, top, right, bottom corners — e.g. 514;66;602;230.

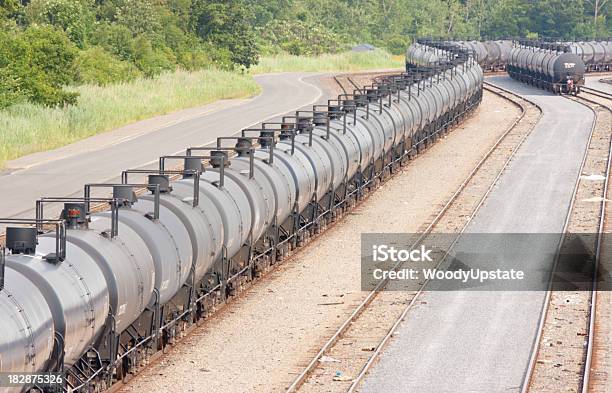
251;49;403;73
0;50;403;168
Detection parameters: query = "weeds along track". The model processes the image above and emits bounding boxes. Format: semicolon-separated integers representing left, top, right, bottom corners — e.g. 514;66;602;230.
285;83;542;393
525;91;612;393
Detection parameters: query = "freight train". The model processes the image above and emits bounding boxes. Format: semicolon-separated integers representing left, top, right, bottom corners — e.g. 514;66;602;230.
565;40;612;71
408;40;512;71
507;42;586;94
449;39;611;73
434;39;591;94
0;40;483;392
453;40;513;71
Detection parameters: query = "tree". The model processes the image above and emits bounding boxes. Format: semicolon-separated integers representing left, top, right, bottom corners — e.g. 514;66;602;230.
0;25;78;108
528;0;586;38
190;0;260;69
25;0;94;47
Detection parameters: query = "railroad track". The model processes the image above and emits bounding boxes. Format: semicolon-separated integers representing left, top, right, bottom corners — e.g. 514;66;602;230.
333;71;401;96
582;86;612;101
333;75;360;95
285;82;543;393
524;88;612;393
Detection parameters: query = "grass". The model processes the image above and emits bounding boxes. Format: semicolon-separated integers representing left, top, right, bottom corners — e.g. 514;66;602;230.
251;49;404;74
0;69;260;168
0;49;403;168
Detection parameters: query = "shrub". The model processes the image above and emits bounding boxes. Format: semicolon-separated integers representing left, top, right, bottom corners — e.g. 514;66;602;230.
75;46;141;85
258;19;341;56
89;22;136;62
0;25;78;108
131;36;176;77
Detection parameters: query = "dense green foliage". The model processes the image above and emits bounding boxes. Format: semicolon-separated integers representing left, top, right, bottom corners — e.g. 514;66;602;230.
0;0;610;109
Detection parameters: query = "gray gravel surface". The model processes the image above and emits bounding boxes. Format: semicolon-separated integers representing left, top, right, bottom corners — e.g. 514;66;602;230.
360;76;595;393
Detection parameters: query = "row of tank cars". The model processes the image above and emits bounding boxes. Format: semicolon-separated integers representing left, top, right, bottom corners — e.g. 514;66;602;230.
0;40;483;393
507;41;586;94
452;39;612;94
452;39;612;73
408;40;512;71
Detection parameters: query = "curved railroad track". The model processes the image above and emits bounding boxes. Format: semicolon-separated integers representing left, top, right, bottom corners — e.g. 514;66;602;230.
523;87;612;393
285;82;543;393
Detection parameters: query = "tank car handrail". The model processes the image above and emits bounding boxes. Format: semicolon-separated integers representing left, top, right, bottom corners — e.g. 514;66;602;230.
121;169;201;207
181;150;228;188
282;115;316;147
362;83;386;115
295;109;332;138
371;81;395;110
0;218;66;263
317;102;348;134
159;154;208;172
225;135;275;164
84;183;160;221
0;245;4;291
216;136;260;178
159;153;223;187
331;95;358;131
245;125;298;156
36;196;121;237
121;169;200;183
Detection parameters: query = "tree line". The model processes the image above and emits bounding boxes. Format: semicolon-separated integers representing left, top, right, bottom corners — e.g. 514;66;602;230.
0;0;610;108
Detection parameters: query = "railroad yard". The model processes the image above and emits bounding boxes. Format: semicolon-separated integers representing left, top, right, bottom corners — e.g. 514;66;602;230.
1;39;612;393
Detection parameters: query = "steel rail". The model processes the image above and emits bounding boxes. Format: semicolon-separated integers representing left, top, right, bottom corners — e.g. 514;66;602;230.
346;82;541;393
519;92;612;393
582;86;612;101
285;82;541;393
577;95;612;393
519;91;599;393
333;75;349;95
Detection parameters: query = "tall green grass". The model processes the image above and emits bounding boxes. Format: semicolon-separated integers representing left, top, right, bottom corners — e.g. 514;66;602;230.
0;50;403;168
0;69;260;168
252;50;404;74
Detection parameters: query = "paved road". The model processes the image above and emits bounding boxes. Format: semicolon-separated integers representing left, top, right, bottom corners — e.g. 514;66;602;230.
0;73;325;218
361;76;595;393
586;75;612;94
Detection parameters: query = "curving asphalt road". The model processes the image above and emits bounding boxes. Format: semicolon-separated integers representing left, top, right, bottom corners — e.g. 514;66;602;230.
0;72;325;218
586;75;612;94
361;75;595;393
